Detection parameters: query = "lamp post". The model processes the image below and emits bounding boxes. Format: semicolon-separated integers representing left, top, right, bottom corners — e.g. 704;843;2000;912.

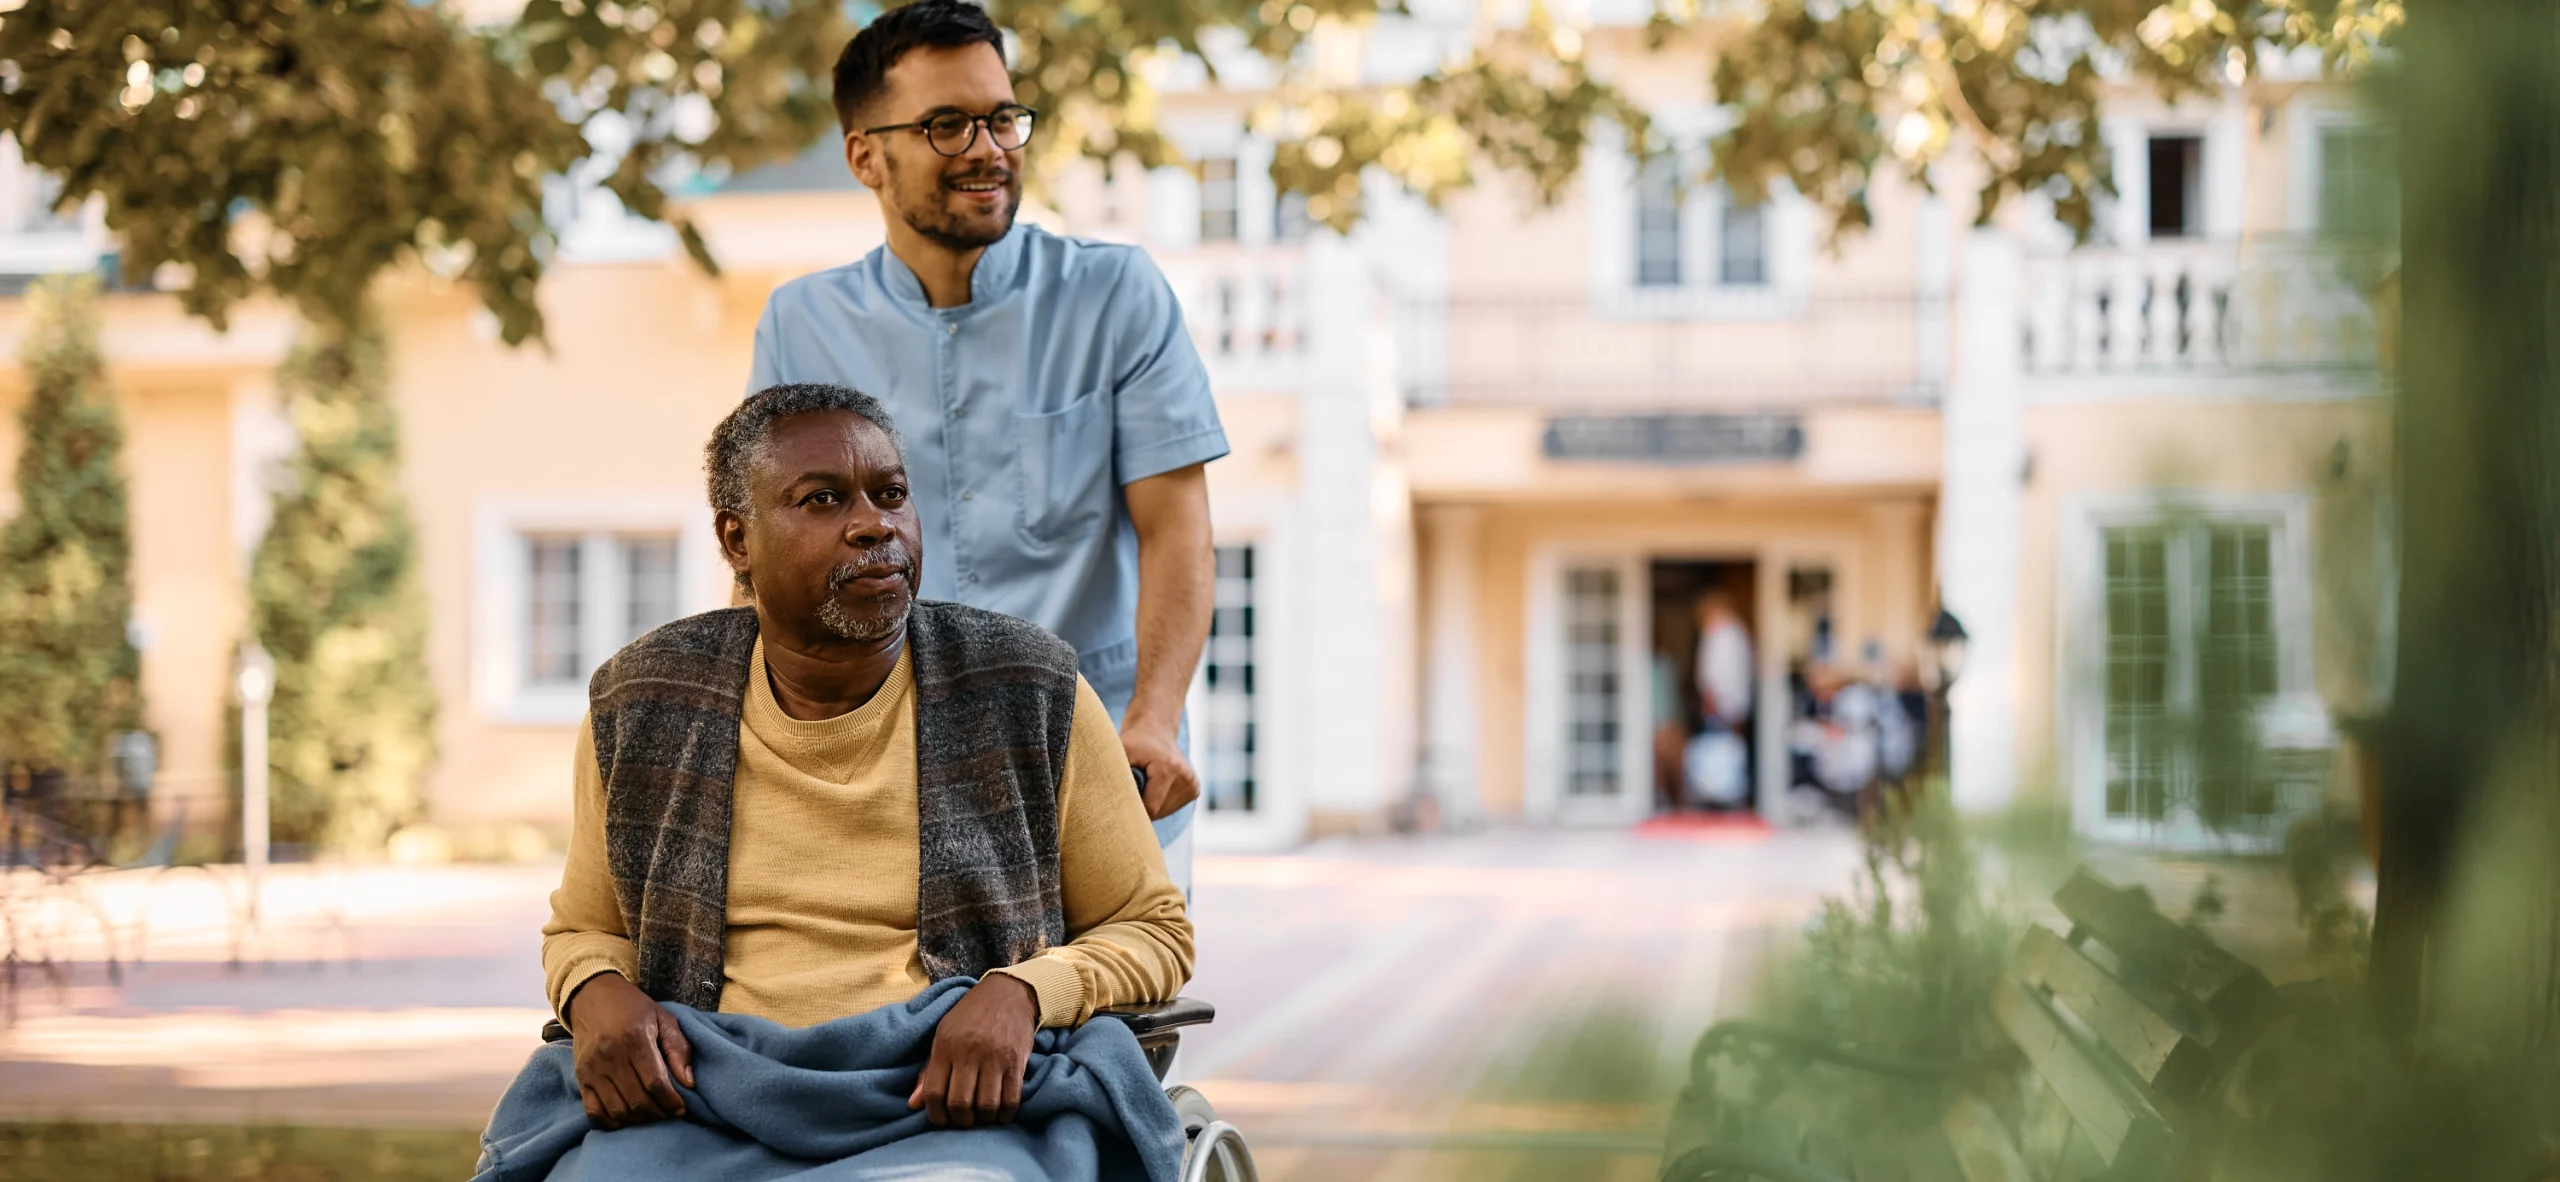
1927;607;1969;791
235;643;275;920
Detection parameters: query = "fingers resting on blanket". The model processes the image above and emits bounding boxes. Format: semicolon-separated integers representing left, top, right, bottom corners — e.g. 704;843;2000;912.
565;971;697;1130
909;974;1039;1129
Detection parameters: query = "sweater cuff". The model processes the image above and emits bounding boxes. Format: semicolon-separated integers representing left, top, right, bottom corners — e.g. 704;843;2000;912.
988;956;1088;1029
554;962;630;1030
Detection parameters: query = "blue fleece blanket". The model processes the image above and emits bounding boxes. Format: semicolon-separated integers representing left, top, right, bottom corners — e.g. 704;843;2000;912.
472;978;1184;1182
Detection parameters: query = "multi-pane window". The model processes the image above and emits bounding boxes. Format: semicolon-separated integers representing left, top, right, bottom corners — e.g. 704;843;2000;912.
2318;126;2399;240
1719;199;1769;287
523;532;686;688
1196;546;1259;813
527;538;585;685
1634;156;1684;288
1564;568;1623;797
1198;157;1239;243
2101;521;2286;829
2102;528;2172;822
623;537;680;647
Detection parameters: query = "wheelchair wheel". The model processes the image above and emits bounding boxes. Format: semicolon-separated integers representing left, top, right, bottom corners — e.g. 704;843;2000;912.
1165;1086;1258;1182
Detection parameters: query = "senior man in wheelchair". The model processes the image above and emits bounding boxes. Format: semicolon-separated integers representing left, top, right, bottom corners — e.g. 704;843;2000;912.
473;384;1250;1182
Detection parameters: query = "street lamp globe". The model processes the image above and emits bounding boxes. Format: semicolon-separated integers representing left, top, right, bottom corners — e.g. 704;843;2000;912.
1928;607;1969;690
236;643;275;706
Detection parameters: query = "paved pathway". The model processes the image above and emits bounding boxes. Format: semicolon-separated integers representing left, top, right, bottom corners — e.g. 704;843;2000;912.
0;827;1863;1180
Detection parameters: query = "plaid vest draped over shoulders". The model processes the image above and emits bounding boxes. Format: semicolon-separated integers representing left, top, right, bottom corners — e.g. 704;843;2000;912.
585;602;1079;1011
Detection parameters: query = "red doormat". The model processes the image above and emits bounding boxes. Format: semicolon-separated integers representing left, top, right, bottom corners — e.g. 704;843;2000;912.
1634;811;1774;841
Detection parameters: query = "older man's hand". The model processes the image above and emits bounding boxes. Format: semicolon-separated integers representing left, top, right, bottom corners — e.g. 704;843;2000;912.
564;972;695;1130
909;975;1039;1128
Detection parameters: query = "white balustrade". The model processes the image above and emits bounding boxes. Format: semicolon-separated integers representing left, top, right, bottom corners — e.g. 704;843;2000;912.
1161;250;1311;392
2019;237;2387;378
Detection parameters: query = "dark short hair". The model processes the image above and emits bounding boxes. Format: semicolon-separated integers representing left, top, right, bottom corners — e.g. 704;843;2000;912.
706;383;907;520
832;0;1007;135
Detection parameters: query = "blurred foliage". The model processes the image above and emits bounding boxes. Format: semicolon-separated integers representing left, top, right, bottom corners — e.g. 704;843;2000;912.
0;1121;478;1181
0;275;140;780
0;0;586;344
1693;0;2404;241
1676;794;2018;1152
241;314;437;852
0;0;1653;343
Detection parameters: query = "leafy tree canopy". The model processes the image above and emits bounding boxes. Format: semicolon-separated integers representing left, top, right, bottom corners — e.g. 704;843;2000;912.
0;0;1657;345
1693;0;2402;240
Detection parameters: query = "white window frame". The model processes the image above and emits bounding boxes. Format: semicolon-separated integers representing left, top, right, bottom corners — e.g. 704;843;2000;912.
473;497;725;725
1585;118;1813;321
1191;494;1304;853
1522;544;1651;827
1186;542;1264;816
2057;490;2317;851
2286;97;2393;237
2101;100;2246;247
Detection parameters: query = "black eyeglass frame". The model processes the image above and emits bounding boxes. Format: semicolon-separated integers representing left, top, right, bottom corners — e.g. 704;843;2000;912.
859;104;1039;157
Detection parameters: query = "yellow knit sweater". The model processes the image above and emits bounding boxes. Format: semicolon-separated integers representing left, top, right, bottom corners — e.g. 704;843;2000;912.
541;641;1193;1030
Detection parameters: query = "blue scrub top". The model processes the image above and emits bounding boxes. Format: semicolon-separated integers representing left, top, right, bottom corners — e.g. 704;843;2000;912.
748;224;1229;840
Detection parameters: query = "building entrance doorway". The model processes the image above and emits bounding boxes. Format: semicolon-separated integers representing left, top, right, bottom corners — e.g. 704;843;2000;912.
1648;560;1760;815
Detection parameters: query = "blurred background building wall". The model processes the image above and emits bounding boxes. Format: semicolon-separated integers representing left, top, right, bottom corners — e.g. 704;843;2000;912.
0;17;2392;855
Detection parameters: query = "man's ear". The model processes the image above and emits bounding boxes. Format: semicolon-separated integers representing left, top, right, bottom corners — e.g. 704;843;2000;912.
715;508;753;593
845;131;888;191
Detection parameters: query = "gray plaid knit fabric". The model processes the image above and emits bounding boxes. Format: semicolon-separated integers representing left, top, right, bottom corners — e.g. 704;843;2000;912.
587;602;1078;1011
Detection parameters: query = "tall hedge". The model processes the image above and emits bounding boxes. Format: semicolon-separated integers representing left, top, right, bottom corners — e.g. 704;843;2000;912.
245;313;437;852
0;275;141;786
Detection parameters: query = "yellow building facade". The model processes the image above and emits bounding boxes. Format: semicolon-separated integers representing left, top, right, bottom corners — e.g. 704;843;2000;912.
0;23;2391;855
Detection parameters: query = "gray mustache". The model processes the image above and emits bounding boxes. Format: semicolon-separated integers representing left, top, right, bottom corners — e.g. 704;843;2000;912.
827;543;914;592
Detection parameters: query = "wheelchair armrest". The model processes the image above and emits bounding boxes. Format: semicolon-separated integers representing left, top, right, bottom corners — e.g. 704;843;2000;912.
1095;997;1215;1038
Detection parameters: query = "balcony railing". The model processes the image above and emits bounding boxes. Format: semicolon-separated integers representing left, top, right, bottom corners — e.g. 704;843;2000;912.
1161;249;1310;395
2020;237;2393;378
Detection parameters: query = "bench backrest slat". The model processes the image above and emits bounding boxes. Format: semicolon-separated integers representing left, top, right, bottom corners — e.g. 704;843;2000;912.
2015;926;2189;1087
1991;977;2180;1178
2052;872;2270;1019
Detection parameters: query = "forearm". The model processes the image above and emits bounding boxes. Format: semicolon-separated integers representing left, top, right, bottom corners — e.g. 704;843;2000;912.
544;714;638;1023
1124;467;1214;730
990;903;1194;1027
545;933;638;1024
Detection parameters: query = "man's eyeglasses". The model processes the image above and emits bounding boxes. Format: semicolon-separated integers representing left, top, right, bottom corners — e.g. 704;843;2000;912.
862;105;1038;157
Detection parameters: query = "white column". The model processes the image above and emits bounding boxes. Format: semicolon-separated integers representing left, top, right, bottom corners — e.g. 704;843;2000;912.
2204;100;2249;240
1420;505;1484;823
1939;230;2027;813
1296;238;1386;823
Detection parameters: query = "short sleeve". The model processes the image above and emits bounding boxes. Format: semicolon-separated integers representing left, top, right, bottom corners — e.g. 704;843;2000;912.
746;295;784;395
1107;250;1230;484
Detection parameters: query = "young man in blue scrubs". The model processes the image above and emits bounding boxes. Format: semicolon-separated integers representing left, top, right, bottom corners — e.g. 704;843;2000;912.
747;0;1224;889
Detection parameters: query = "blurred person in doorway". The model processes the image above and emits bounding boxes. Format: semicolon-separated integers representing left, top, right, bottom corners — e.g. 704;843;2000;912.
1685;590;1755;809
745;0;1226;893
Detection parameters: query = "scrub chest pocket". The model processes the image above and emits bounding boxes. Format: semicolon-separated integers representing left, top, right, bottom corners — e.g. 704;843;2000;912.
1013;388;1114;541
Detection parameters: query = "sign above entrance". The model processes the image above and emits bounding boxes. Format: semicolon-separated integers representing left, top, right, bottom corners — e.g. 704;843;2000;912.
1540;412;1806;465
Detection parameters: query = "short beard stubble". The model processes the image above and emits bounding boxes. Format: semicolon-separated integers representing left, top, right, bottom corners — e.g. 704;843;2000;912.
888;152;1018;252
815;545;916;642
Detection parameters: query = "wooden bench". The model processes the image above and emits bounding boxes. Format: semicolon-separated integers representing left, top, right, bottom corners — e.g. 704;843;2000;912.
1661;868;2282;1182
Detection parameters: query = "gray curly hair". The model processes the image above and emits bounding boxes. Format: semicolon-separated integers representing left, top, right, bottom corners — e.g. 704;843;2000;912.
705;383;908;520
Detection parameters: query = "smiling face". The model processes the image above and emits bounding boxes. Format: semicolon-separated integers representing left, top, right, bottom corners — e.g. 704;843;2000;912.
846;41;1022;254
718;411;923;647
